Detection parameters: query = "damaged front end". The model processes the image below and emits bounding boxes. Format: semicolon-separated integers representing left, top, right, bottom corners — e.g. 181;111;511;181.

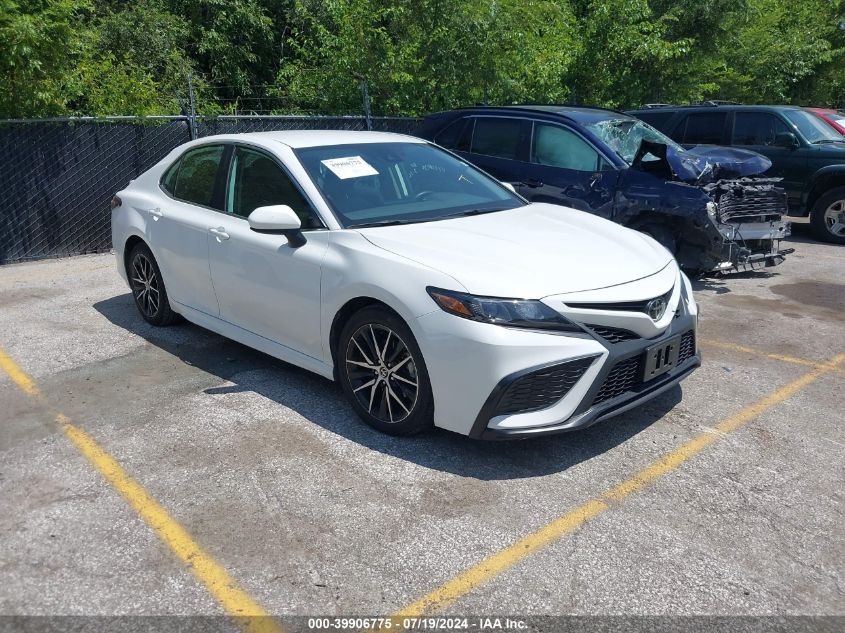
703;178;793;273
631;140;793;274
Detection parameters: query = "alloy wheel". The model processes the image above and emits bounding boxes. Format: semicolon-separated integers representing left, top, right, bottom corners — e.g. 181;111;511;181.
130;253;160;317
823;200;845;237
345;323;419;424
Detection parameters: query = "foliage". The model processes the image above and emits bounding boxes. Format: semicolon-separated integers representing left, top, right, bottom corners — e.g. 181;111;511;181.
0;0;843;118
0;0;92;118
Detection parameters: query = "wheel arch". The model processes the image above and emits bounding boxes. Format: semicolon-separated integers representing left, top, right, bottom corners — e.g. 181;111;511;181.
627;212;686;237
329;297;406;379
807;168;845;213
123;234;147;279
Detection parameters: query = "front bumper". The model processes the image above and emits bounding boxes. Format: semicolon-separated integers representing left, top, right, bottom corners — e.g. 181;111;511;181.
413;272;699;439
715;219;793;273
472;314;699;439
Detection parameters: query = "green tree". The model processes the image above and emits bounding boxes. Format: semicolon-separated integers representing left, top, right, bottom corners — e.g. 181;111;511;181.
0;0;91;118
276;0;577;115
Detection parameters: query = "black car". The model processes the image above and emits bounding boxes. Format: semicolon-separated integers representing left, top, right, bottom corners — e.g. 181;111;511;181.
626;104;845;244
416;105;792;273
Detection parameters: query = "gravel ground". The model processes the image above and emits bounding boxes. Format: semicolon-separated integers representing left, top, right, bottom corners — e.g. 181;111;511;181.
0;223;842;624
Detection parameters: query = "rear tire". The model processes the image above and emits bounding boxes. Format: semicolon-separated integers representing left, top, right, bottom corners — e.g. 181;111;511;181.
338;306;434;436
810;187;845;244
127;242;181;326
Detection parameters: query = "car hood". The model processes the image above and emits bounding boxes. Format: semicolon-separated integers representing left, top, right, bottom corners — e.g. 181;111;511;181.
810;141;845;156
356;203;674;297
678;145;772;180
633;141;772;184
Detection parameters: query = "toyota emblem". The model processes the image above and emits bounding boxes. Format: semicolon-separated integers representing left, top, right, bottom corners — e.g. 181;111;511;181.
646;297;667;320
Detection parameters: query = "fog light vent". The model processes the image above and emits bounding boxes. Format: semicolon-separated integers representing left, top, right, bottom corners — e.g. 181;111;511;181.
493;356;596;416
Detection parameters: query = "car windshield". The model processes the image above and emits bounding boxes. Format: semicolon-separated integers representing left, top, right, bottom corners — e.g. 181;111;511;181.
295;142;524;228
585;117;685;164
785;110;842;143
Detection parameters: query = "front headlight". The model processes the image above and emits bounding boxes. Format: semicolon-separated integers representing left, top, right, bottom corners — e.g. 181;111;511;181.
426;287;582;332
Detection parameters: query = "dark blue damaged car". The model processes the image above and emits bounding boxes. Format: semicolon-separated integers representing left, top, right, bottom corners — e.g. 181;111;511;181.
415;105;793;274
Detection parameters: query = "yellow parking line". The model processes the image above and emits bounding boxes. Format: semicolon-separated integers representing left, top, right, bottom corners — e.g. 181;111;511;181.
0;348;40;397
700;339;845;375
394;353;845;616
0;349;282;633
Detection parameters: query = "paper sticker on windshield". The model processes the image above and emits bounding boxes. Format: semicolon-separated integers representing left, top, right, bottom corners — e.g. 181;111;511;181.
320;156;379;179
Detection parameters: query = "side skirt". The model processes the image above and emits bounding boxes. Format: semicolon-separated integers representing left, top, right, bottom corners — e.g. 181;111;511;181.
171;300;336;381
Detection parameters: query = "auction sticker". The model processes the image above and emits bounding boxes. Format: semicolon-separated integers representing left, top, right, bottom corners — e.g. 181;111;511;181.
320;156;379;179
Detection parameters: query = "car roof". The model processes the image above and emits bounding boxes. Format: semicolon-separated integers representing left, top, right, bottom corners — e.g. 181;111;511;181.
184;130;425;150
627;104;805;113
444;104;633;124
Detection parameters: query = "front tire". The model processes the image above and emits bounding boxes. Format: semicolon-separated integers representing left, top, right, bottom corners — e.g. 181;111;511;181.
639;223;678;256
127;242;181;326
810;187;845;244
338;306;434;436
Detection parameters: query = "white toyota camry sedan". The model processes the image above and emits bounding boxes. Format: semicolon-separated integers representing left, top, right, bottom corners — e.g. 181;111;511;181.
112;130;700;439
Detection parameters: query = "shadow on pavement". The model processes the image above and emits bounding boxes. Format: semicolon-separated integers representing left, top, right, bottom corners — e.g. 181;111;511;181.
94;293;683;481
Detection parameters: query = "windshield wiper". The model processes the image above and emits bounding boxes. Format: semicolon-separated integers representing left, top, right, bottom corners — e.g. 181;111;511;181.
351;207;511;228
810;139;843;144
351;215;454;228
448;207;511;218
350;219;411;228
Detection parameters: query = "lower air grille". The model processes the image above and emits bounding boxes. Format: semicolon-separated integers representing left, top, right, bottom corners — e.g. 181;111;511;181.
494;357;595;416
586;324;640;343
591;356;641;406
592;329;697;408
678;330;696;364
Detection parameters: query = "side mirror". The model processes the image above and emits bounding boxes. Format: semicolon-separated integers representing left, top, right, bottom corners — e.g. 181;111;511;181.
501;181;517;194
773;132;799;149
248;205;306;247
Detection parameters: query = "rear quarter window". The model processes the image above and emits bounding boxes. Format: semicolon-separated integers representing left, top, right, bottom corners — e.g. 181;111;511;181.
433;118;469;150
631;110;675;132
161;160;180;195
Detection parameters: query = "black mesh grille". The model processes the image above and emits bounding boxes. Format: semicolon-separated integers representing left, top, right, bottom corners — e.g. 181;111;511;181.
591;357;642;406
586;324;640;343
591;329;697;407
678;330;696;364
494;357;595;416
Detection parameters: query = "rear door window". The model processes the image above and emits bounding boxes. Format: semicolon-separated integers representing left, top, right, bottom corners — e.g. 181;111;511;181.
680;112;728;145
470;117;528;160
172;145;225;209
732;113;790;145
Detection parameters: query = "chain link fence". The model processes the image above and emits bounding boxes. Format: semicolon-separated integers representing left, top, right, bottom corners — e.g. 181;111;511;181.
0;115;421;265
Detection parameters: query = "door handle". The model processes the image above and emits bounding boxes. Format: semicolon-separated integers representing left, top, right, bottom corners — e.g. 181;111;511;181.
523;178;543;188
209;227;230;241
